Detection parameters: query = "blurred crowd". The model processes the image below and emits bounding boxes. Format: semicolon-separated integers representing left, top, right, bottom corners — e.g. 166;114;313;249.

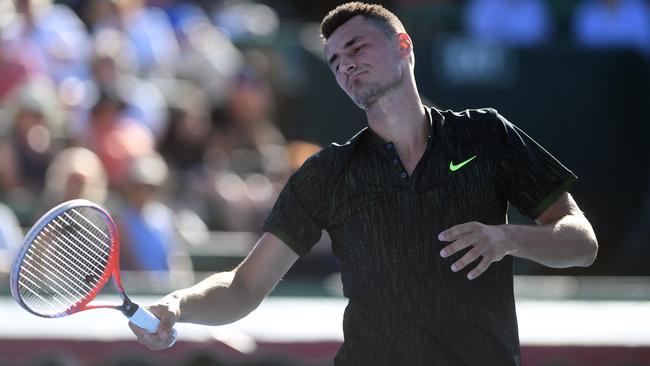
0;0;325;278
0;0;649;278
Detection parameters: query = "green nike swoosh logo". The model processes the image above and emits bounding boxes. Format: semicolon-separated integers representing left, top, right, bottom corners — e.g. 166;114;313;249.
449;155;477;172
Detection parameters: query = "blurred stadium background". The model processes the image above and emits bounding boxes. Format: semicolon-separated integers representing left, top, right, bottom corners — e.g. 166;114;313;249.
1;0;650;365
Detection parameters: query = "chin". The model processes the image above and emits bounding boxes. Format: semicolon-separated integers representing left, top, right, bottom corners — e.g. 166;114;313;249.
353;97;378;110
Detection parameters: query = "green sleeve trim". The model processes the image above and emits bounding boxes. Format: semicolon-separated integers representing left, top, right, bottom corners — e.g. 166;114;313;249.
264;226;307;256
530;175;578;219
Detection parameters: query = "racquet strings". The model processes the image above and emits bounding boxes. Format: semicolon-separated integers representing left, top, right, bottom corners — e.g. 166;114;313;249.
16;207;113;316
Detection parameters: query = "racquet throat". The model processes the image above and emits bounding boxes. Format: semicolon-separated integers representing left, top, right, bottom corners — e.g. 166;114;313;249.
121;298;139;317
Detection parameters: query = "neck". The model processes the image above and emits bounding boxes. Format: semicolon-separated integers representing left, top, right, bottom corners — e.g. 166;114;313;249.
365;82;427;150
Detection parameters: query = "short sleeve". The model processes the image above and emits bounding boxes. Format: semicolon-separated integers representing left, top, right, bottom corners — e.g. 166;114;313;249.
262;148;331;256
494;111;578;220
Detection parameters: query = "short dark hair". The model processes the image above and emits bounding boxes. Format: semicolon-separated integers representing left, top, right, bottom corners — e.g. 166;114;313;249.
320;2;406;42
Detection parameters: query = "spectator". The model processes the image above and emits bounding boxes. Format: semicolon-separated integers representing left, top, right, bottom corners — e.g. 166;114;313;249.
573;0;650;55
171;5;243;108
1;0;92;84
161;0;210;40
212;2;280;42
205;61;289;232
207;60;287;176
82;28;170;142
74;85;155;188
116;152;192;277
0;75;65;194
89;0;181;78
159;83;211;177
464;0;553;46
40;146;109;211
158;82;213;216
0;33;30;100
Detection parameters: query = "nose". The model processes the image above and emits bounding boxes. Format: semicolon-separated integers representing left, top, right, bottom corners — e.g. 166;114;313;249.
340;55;355;76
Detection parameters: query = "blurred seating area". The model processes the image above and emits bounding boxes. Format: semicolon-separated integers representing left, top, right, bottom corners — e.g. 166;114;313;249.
0;0;649;286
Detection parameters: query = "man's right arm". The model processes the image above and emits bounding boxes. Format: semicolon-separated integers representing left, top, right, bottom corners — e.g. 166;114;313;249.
130;232;299;350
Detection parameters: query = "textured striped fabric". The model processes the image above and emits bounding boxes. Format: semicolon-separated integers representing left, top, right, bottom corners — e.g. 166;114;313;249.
264;107;577;366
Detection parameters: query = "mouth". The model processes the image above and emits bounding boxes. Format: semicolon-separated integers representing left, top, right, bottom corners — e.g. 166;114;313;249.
347;71;367;88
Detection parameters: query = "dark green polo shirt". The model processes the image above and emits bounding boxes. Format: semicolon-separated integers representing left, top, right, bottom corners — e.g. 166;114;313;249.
263;107;577;366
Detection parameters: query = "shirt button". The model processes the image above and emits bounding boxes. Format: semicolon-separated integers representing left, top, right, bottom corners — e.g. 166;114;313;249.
400;172;407;178
392;159;399;165
386;143;393;150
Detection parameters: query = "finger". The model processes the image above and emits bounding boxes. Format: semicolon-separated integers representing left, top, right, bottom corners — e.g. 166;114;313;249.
440;236;476;258
438;222;479;241
149;331;177;351
467;256;492;280
152;306;177;336
151;338;172;351
147;304;167;320
134;331;171;351
130;323;155;348
129;315;172;349
450;247;483;273
128;321;148;337
158;318;175;339
164;329;178;349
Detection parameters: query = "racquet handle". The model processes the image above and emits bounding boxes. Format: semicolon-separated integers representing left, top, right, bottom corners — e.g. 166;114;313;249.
129;305;177;346
129;305;160;333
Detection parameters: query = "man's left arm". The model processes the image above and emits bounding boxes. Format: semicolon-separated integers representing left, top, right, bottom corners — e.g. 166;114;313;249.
439;192;598;280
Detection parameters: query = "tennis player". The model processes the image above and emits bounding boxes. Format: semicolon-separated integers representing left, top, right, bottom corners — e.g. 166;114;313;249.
130;3;598;365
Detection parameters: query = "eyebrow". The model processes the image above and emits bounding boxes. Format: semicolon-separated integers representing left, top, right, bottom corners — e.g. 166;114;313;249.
327;36;363;66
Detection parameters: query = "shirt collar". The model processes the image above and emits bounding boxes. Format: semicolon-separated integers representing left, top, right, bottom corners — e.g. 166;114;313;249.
366;106;442;146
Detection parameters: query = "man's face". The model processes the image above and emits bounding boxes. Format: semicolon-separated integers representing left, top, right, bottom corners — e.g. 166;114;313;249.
324;16;404;109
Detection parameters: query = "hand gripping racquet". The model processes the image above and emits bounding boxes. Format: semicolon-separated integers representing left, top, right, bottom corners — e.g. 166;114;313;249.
10;199;176;343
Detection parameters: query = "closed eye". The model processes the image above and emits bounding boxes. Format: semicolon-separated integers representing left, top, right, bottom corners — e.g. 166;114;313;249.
333;45;366;72
352;44;365;54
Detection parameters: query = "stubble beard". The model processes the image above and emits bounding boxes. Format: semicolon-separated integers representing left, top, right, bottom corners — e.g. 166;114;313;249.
351;68;404;110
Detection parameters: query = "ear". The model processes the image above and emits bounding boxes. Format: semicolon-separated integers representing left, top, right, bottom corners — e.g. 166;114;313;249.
397;33;412;53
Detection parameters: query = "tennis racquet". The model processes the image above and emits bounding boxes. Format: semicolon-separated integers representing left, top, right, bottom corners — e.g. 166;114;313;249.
10;199;176;341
